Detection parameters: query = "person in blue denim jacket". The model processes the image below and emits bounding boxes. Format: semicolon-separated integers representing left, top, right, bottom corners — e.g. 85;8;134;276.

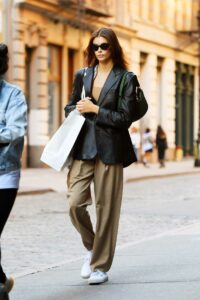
0;44;27;295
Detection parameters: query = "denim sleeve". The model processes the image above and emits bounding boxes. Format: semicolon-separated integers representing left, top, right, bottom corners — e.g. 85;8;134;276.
0;89;27;143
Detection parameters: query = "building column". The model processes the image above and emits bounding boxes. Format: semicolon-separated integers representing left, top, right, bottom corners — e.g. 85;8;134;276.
140;53;157;133
128;46;140;128
131;0;140;20
12;20;26;90
175;0;183;30
28;28;49;167
11;8;27;167
150;0;160;24
165;0;175;30
194;66;199;143
0;0;3;41
140;0;149;20
129;45;140;76
160;58;176;157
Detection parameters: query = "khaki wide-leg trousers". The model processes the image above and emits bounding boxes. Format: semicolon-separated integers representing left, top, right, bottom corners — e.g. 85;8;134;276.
67;158;123;272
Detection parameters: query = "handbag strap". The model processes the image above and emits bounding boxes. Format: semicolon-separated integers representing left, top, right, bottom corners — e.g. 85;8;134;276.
118;71;129;110
118;71;141;110
118;71;128;110
119;72;128;100
80;68;87;99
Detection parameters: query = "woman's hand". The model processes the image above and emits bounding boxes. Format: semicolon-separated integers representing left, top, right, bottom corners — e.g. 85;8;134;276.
76;97;99;114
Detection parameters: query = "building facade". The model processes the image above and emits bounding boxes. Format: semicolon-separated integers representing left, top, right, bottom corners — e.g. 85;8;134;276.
3;0;198;167
0;0;3;41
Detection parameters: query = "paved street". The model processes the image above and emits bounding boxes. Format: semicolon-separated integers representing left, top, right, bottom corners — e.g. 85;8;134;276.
2;163;200;300
10;223;200;300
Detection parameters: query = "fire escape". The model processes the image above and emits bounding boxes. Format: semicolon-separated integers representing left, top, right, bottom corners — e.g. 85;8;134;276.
58;0;112;31
17;0;113;32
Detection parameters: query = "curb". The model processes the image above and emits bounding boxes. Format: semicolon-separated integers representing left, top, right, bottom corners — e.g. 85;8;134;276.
126;170;200;183
18;189;55;196
18;170;200;195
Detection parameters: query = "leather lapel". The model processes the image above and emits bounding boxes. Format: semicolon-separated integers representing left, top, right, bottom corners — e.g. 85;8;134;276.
98;67;123;106
83;67;94;97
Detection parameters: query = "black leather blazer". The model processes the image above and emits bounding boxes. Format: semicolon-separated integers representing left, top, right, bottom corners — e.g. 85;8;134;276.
64;65;138;167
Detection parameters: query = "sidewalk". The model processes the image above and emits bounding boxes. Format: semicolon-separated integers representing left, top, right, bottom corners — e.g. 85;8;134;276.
19;159;200;195
11;222;200;300
8;159;200;300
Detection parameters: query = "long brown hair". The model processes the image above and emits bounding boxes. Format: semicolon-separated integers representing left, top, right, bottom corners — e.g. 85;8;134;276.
157;125;166;138
84;27;128;69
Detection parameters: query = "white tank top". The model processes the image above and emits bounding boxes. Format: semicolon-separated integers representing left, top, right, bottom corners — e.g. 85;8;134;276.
0;169;20;189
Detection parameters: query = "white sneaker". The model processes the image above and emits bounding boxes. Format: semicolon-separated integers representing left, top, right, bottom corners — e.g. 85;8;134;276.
88;270;108;285
81;251;92;279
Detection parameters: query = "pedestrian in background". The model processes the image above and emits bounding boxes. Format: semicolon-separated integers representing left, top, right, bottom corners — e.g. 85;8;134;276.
156;125;168;168
65;27;139;285
0;44;27;295
130;126;141;161
142;128;154;167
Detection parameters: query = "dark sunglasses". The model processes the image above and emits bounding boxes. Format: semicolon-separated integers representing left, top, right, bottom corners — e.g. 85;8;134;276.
92;43;110;52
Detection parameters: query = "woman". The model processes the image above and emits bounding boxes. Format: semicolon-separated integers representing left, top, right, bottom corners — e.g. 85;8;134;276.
130;126;141;161
142;128;154;167
0;44;27;294
156;125;168;168
65;28;139;285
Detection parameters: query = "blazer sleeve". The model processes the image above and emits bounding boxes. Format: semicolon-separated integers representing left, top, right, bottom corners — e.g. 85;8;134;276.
64;69;84;117
95;73;138;129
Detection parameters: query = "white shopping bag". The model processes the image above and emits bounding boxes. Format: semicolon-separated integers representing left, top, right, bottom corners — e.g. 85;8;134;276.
40;109;85;171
